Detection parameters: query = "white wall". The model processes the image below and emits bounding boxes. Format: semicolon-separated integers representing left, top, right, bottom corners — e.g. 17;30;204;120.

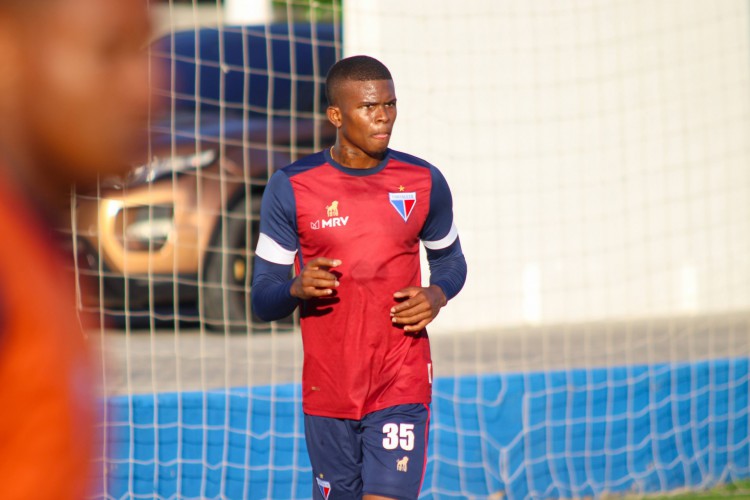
150;1;271;36
225;0;271;25
344;0;750;332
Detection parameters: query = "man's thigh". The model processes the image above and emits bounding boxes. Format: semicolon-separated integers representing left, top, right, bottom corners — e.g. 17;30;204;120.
360;404;430;500
304;414;364;499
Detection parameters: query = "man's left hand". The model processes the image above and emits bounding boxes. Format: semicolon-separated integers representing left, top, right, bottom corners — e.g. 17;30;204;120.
390;285;447;333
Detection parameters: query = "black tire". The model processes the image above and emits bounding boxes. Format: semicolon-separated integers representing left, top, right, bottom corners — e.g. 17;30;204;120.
201;197;257;333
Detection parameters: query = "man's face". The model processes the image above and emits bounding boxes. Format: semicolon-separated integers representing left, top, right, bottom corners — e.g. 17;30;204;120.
330;79;397;158
5;0;152;187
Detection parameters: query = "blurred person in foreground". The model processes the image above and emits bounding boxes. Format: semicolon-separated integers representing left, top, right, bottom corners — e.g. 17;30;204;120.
0;0;151;497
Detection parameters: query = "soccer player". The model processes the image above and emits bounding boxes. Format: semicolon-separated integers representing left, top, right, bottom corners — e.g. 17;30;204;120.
252;55;467;500
0;0;151;497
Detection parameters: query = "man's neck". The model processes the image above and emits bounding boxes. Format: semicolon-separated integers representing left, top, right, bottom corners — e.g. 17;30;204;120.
331;143;385;170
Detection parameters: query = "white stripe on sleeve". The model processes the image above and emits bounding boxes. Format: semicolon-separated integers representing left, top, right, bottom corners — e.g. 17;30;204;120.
255;233;297;265
422;222;459;250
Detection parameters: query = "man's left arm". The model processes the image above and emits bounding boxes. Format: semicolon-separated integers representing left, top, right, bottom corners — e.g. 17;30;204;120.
391;166;467;332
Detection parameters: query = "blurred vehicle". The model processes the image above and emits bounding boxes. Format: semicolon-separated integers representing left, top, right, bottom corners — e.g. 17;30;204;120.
73;23;339;332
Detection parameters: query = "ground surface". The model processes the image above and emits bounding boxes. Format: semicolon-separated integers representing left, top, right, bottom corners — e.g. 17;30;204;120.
99;311;750;396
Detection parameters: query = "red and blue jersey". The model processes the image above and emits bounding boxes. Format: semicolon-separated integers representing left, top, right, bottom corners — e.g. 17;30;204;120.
253;148;465;419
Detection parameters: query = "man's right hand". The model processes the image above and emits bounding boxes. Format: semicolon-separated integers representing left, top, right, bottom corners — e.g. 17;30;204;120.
290;257;342;300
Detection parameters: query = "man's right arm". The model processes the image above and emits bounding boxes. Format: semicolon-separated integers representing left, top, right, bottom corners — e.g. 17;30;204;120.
251;171;342;321
251;172;300;322
253;252;343;321
251;257;298;322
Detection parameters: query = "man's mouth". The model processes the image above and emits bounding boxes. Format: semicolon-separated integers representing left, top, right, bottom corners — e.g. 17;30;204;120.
372;132;390;140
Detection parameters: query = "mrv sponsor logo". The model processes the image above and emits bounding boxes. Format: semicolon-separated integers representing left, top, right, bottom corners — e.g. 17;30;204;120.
310;200;349;230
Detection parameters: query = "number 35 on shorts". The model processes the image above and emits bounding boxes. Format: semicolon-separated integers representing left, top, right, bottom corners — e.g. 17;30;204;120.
382;423;415;451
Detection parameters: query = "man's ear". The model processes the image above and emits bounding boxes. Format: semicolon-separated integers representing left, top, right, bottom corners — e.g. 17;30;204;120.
326;105;342;128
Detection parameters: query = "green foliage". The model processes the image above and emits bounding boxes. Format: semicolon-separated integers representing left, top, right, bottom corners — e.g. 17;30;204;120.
618;480;750;499
272;0;341;22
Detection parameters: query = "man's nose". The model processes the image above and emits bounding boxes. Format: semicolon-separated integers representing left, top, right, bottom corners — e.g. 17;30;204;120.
374;105;389;123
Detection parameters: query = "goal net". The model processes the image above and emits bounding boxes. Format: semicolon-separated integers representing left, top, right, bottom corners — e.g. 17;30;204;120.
69;0;750;498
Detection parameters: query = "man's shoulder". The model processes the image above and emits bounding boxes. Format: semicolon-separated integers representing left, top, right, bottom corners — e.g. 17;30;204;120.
279;150;328;178
388;149;436;170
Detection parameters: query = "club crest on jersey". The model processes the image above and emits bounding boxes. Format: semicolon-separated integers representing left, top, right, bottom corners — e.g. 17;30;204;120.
316;477;331;499
310;200;349;230
389;192;417;222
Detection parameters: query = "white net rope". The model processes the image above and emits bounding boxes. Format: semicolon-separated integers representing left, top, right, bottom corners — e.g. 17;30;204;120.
68;0;750;498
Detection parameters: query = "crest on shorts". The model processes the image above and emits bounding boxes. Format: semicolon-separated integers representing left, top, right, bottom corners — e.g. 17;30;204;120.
316;476;331;500
389;192;417;222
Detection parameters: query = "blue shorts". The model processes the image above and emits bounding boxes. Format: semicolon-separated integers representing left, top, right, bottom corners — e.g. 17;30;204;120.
304;403;430;500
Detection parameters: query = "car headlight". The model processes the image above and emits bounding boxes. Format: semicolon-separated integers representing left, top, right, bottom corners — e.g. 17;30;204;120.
114;204;175;252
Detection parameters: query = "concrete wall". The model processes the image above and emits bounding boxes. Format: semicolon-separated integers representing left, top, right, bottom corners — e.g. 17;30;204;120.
344;0;750;332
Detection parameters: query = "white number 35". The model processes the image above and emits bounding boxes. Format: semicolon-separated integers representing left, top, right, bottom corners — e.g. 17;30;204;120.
382;423;415;451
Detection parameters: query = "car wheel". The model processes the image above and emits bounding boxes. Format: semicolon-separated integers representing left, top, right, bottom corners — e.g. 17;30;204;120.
201;197;257;333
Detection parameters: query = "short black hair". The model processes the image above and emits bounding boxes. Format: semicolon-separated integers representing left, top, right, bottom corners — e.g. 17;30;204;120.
325;55;393;106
